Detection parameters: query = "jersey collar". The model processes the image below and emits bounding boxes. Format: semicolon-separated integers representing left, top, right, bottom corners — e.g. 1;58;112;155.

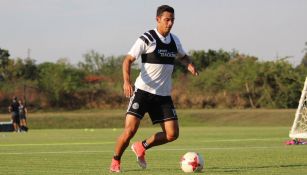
154;28;171;43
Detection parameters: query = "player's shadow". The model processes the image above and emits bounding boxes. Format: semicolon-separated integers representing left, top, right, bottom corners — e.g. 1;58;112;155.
123;168;148;173
123;167;184;173
208;164;307;173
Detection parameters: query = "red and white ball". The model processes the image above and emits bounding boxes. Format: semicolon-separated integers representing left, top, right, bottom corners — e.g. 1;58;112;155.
180;152;204;173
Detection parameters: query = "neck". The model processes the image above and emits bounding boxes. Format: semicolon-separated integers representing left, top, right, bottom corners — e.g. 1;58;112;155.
157;28;169;37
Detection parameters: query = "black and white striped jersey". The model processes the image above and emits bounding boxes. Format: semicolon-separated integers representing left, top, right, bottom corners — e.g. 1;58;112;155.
128;29;187;96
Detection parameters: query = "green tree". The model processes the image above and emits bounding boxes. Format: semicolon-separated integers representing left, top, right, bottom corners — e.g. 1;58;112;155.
253;60;301;108
173;49;233;77
0;48;10;69
225;55;259;108
38;62;86;107
0;48;10;80
22;58;38;80
190;49;232;70
78;50;105;74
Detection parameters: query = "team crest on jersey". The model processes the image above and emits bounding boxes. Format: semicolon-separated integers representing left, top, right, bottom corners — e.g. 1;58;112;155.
132;102;139;109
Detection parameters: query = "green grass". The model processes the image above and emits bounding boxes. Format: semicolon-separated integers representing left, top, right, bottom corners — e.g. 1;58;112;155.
0;109;296;128
1;127;307;175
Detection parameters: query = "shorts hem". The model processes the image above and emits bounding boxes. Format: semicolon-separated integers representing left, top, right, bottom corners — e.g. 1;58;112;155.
126;111;143;120
152;117;178;124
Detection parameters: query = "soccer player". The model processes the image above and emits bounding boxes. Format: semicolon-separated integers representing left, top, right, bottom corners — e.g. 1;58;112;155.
18;99;28;132
109;5;198;173
8;96;20;132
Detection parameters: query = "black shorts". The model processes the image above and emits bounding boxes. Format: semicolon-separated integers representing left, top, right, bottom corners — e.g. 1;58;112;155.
11;112;20;124
126;89;178;124
20;114;26;120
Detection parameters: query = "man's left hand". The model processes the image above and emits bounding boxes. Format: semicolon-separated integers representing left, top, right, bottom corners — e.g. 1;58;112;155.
187;63;199;76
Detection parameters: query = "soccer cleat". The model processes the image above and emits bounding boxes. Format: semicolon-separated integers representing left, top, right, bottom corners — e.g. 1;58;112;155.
131;141;147;169
109;158;121;173
285;139;307;145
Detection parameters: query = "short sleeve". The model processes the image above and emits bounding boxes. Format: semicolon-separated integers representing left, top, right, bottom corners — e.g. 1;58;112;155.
127;38;147;59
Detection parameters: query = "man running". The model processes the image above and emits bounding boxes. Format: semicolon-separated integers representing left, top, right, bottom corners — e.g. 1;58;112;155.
110;5;198;173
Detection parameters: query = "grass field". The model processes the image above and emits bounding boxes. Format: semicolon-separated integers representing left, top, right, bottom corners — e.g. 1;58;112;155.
0;109;296;128
1;126;307;175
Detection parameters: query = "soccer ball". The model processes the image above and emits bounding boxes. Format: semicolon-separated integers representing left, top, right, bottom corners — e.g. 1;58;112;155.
180;152;204;173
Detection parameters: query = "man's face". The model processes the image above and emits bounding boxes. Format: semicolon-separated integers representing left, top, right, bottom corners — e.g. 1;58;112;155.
156;11;175;35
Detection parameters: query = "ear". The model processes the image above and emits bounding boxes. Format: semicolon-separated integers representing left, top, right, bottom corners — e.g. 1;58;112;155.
156;16;160;22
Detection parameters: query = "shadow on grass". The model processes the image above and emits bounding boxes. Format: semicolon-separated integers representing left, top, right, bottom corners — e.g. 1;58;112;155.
208;164;307;173
123;167;183;173
122;168;144;173
111;164;307;174
123;168;206;174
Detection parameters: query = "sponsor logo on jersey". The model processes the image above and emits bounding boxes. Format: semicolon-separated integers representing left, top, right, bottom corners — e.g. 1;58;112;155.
158;49;176;58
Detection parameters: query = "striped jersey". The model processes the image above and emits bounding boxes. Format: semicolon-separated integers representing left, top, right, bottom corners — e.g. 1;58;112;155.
128;29;186;96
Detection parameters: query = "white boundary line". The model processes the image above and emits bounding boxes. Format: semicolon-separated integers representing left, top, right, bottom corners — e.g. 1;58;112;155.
199;138;288;142
0;138;288;147
0;142;115;147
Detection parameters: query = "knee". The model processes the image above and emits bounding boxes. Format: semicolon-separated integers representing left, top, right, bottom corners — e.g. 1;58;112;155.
123;128;137;140
166;131;179;142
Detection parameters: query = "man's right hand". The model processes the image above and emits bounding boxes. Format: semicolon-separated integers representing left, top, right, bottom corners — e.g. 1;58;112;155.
122;55;136;98
123;81;134;98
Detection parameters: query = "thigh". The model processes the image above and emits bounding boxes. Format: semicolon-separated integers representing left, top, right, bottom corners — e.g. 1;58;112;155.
123;114;141;135
148;96;178;124
160;119;179;136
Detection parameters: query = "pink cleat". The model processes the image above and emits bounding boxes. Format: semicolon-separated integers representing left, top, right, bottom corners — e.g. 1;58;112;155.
285;140;296;145
109;158;121;173
131;141;147;169
285;139;305;145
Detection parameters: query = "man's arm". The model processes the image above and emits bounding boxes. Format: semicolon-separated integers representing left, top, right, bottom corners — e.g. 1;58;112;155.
178;55;199;76
122;55;136;98
8;105;12;113
24;106;28;115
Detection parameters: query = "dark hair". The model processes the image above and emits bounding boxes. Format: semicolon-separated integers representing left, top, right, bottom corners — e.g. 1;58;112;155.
156;5;174;17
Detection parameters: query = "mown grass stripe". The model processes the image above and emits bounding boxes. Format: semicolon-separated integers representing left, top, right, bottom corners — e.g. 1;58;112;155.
0;138;288;147
0;146;293;155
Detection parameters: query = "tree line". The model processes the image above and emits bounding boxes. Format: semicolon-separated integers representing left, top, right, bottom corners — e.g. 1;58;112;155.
0;46;307;111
